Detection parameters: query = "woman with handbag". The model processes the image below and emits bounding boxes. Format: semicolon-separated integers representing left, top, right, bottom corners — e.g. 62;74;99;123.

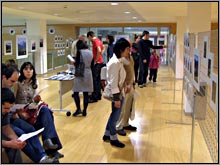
102;38;131;148
72;40;93;117
13;62;64;159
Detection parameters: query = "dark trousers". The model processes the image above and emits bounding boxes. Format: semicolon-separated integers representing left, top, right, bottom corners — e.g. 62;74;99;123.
34;106;62;152
91;63;103;100
10;118;46;163
2;134;22;163
73;92;89;111
138;59;149;85
132;55;139;82
149;68;158;82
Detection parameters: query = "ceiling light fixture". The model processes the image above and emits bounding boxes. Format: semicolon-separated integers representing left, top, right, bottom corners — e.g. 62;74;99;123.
137;20;142;22
111;3;118;6
132;17;137;19
124;11;130;14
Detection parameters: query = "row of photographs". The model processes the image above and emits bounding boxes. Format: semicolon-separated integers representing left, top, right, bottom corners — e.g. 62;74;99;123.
4;35;70;59
57;49;65;56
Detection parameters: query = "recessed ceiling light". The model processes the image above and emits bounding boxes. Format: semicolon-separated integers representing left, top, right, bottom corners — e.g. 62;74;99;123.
132;17;137;19
124;11;130;14
111;3;118;6
137;20;142;22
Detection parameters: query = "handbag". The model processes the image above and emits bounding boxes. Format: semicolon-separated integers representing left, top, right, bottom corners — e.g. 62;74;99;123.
103;85;113;101
74;51;85;77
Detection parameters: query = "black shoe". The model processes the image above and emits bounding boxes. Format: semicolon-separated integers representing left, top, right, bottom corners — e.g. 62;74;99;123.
43;139;58;150
102;135;110;142
73;110;82;116
51;151;64;159
88;98;98;103
117;129;126;136
110;140;125;148
123;125;137;131
82;110;87;116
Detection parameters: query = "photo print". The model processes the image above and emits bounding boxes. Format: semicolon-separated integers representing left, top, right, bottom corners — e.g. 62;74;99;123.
16;35;28;59
4;41;12;55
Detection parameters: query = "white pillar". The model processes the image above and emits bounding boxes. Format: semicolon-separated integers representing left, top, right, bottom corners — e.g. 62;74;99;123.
26;19;47;74
176;16;187;79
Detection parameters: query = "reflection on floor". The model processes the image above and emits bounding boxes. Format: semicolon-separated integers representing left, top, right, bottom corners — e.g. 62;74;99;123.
27;65;212;163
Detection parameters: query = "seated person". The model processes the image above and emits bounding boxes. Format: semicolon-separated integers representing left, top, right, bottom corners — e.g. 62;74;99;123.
14;62;64;159
2;64;59;163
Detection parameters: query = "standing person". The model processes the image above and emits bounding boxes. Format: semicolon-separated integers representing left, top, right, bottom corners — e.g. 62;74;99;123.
131;34;140;83
116;53;137;136
72;40;94;117
138;31;166;88
71;34;86;58
87;31;105;103
2;88;26;163
102;38;130;148
14;62;64;159
106;34;114;61
149;50;160;83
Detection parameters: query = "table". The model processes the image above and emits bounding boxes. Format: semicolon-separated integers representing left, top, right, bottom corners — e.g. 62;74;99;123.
45;73;74;116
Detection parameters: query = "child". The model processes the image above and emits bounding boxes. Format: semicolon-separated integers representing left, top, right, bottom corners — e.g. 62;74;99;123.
149;50;160;83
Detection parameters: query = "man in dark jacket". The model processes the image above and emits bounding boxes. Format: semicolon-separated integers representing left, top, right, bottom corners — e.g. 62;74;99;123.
138;31;166;87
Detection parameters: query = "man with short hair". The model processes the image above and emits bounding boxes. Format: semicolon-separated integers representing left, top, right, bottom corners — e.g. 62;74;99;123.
2;88;26;163
71;34;86;58
87;31;105;103
1;64;59;163
137;31;166;88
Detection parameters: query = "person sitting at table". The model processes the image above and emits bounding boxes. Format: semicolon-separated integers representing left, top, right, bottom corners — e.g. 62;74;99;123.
13;61;64;159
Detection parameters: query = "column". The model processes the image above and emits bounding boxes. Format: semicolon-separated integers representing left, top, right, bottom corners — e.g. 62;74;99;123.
175;16;187;79
26;19;47;74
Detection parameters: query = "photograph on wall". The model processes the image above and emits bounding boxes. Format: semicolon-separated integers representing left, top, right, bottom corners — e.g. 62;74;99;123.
40;38;43;48
207;52;214;78
4;41;12;55
31;40;36;52
203;36;209;58
57;50;60;56
189;58;192;74
207;59;211;78
16;35;28;59
210;73;218;112
193;49;199;83
55;35;58;41
66;39;69;48
211;81;216;104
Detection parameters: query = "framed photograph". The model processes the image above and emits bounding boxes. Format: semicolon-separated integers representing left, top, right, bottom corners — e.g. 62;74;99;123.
66;39;69;48
57;50;60;56
203;36;209;58
192;48;200;91
207;52;214;79
60;35;63;41
31;40;37;52
4;41;12;55
39;38;43;48
210;72;218;112
55;35;58;41
16;35;28;59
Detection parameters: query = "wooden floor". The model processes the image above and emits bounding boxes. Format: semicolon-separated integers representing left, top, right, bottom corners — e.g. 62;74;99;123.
34;65;212;163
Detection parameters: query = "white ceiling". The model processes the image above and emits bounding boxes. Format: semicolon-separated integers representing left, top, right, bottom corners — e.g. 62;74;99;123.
2;2;218;26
